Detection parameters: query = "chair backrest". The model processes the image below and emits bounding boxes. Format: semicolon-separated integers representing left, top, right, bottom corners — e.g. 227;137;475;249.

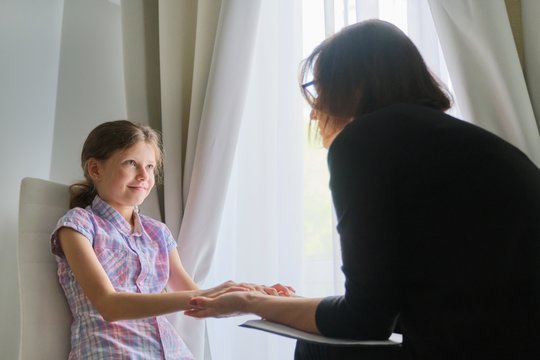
18;177;71;359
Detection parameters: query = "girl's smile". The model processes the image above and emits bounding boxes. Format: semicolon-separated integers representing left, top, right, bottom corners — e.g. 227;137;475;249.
87;141;157;223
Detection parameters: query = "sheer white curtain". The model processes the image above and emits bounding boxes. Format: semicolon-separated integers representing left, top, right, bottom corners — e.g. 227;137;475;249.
204;0;304;359
428;0;540;166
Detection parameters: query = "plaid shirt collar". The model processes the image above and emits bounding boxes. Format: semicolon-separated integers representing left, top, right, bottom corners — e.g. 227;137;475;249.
91;196;142;237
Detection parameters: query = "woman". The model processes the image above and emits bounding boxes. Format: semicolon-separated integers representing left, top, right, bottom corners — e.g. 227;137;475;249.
186;20;540;359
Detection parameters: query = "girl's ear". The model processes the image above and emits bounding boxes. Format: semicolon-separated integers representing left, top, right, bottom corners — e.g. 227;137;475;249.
86;158;102;181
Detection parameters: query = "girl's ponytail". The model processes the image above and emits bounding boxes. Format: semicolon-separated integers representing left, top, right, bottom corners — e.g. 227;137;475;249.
69;181;97;209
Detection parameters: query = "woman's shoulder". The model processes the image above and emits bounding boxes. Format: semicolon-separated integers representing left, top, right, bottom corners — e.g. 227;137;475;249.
358;102;450;125
340;102;468;143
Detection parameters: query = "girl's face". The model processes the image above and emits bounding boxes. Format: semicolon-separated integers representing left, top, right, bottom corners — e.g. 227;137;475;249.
88;141;157;221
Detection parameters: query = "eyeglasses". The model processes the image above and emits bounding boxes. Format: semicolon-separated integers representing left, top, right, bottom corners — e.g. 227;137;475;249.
301;80;318;99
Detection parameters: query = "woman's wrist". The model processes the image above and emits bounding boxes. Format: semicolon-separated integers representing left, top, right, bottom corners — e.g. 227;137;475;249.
243;291;268;314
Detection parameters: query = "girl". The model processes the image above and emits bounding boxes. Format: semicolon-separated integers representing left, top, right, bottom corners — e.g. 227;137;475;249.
51;120;276;359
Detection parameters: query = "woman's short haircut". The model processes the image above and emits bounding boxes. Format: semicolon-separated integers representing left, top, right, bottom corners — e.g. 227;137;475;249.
300;19;452;122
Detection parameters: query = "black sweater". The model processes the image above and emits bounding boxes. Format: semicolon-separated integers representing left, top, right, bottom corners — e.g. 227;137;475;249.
315;103;540;359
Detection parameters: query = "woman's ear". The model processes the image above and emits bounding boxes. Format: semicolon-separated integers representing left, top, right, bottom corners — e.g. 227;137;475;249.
86;158;102;182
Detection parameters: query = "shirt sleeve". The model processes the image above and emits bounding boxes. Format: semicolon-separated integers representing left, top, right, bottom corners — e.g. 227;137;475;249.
162;224;178;252
315;118;400;340
51;207;95;257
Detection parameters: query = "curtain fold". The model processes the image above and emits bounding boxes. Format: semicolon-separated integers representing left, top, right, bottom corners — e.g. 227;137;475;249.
158;0;198;238
428;0;540;166
175;0;263;284
522;0;540;130
158;1;263;358
205;0;304;358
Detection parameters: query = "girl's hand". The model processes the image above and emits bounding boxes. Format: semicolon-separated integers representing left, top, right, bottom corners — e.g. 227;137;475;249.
233;282;295;297
199;281;296;298
269;283;296;297
197;281;251;298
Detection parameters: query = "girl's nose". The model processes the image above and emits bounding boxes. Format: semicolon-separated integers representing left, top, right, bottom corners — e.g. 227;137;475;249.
137;166;148;181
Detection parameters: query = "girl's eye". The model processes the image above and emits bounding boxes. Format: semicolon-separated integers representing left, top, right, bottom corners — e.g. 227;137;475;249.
127;160;136;166
146;164;155;171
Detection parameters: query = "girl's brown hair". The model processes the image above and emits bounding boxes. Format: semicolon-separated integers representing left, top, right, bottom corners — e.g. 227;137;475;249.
69;120;163;209
300;19;452;130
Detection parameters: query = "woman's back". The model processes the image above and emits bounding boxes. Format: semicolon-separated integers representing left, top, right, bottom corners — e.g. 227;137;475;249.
326;102;540;359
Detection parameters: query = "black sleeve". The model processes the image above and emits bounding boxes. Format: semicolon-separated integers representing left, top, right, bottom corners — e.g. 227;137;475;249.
315;119;400;340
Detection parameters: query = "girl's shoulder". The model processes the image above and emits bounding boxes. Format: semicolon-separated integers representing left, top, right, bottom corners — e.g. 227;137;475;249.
137;213;176;249
138;213;170;233
52;206;98;257
58;206;95;227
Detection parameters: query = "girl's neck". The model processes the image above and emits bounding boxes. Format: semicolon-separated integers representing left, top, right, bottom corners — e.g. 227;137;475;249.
108;203;135;227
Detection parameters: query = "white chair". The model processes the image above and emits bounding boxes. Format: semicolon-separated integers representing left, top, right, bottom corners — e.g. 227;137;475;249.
18;177;71;359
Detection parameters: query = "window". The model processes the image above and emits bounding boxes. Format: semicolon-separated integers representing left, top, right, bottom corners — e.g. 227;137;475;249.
300;0;460;298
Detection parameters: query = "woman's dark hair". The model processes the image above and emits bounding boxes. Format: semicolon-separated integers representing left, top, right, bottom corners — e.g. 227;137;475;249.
300;19;452;128
70;120;163;209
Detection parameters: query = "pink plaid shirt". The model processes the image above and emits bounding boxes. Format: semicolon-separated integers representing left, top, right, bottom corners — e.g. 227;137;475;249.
51;196;194;360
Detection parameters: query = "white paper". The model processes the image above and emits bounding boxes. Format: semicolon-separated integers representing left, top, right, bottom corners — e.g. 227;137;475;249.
239;319;402;346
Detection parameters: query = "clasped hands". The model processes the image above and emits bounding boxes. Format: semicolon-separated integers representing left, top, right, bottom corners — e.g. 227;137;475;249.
185;280;295;318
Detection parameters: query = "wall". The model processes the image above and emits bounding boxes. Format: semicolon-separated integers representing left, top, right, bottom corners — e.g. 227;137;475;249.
50;0;127;183
0;1;64;358
0;0;129;358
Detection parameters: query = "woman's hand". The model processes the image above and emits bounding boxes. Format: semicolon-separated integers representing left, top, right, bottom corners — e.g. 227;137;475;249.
186;290;322;334
185;291;257;318
185;283;297;318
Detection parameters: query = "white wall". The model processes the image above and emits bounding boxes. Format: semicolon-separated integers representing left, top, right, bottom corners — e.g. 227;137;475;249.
50;0;127;184
0;0;130;358
49;0;162;217
0;1;64;359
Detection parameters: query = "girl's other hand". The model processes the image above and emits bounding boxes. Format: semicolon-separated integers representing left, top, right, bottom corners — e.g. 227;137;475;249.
198;281;296;299
270;283;296;297
198;281;251;298
234;282;296;297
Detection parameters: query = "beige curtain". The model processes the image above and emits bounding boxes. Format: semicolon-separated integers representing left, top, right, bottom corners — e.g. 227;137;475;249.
428;0;540;166
162;2;262;358
522;0;540;132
